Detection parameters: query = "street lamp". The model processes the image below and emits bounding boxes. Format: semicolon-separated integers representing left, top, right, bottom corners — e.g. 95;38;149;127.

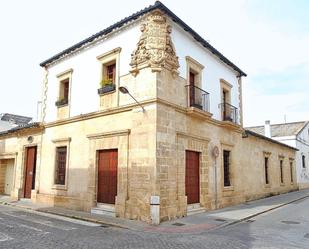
119;86;145;112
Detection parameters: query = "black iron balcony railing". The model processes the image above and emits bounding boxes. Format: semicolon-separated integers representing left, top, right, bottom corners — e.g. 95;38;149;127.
185;85;210;112
219;103;238;123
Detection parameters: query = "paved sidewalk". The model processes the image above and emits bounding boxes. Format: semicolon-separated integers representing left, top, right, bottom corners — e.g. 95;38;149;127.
1;189;309;234
151;189;309;233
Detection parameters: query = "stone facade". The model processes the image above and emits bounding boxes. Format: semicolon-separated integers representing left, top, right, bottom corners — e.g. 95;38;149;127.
0;7;298;224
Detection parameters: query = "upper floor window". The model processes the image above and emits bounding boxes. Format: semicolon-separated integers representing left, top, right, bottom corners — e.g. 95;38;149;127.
55;69;73;108
302;155;306;168
104;61;116;84
220;79;238;123
97;48;121;95
185;56;209;112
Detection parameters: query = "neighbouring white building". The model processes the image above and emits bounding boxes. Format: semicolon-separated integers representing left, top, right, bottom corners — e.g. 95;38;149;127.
247;121;309;189
0;113;32;132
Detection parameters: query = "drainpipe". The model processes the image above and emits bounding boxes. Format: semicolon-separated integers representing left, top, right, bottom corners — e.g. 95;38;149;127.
36;66;49;196
237;75;243;127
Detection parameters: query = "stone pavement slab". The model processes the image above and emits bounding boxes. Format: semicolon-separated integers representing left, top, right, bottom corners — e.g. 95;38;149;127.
158;189;309;233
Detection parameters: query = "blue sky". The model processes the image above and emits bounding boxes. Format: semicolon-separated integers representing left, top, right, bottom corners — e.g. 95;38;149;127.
0;0;308;126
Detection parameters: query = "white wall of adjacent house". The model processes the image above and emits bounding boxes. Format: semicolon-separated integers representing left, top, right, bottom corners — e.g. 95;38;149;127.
44;16;241;123
275;124;309;188
171;22;241;122
295;124;309;187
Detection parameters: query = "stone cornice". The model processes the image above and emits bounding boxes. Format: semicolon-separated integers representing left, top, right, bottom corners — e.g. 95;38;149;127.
87;129;131;140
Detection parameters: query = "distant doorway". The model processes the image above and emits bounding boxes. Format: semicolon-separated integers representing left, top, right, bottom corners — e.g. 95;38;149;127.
24;146;37;198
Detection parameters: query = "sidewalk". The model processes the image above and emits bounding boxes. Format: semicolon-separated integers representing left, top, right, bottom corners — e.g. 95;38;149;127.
1;189;309;233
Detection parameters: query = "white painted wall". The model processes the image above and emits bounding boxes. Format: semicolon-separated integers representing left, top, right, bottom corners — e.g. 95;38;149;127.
171;21;240;122
44;20;143;122
274;123;309;186
44;17;242;123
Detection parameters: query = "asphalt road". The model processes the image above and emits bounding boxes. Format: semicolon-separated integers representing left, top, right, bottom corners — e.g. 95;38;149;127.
0;197;309;249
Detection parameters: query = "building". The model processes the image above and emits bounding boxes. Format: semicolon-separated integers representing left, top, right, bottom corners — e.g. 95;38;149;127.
0;114;35;197
0;1;298;224
0;113;32;132
247;121;309;189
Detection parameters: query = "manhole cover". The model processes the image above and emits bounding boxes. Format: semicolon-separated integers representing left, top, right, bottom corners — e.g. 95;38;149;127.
215;218;226;222
172;223;185;226
304;233;309;239
281;221;300;225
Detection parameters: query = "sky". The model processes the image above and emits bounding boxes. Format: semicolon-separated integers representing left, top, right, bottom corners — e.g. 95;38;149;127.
0;0;308;126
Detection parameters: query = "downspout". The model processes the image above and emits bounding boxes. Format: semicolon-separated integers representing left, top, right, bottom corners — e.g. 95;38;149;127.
237;75;243;127
36;66;48;195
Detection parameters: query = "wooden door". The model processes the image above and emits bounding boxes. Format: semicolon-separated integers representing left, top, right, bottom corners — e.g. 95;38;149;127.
97;149;118;204
24;146;37;198
185;150;200;204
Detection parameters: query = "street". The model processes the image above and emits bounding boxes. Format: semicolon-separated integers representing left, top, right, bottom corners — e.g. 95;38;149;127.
0;197;309;249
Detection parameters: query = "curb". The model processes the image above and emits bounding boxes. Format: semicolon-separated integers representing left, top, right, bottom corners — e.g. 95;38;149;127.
220;194;309;228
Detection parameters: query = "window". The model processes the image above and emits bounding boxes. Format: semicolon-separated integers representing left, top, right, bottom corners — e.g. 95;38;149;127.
223;150;231;187
96;47;121;96
58;78;69;105
290;161;293;183
55;69;73;110
264;157;269;184
302;155;306;168
103;61;116;84
220;79;234;122
280;160;284;184
55;146;67;185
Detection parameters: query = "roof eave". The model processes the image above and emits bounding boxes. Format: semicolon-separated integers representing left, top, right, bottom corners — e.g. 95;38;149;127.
245;129;298;151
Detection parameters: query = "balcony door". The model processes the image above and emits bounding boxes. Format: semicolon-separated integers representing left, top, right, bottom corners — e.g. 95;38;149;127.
189;72;195;107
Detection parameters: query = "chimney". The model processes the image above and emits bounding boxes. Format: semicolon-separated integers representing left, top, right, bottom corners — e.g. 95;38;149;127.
265;120;271;138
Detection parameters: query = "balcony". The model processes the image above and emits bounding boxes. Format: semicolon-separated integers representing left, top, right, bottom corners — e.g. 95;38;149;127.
219;103;238;124
185;85;210;112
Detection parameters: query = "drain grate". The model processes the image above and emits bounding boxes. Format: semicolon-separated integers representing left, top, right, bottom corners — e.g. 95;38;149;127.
246;219;255;223
281;220;300;225
304;233;309;239
172;222;185;226
215;218;226;222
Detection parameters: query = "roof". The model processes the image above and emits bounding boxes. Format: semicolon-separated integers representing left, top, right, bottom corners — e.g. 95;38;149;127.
0;120;16;132
244;129;298;151
0;122;41;137
246;121;308;137
39;1;246;76
0;113;32;125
